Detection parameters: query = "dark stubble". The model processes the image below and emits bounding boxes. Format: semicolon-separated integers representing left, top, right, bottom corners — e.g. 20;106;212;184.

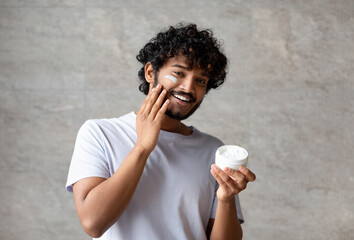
153;74;203;121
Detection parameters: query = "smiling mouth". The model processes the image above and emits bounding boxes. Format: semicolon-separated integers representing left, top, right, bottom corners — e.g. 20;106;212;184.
171;92;196;103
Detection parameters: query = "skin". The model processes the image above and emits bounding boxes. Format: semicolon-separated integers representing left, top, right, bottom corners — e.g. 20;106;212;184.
151;55;207;122
72;55;256;239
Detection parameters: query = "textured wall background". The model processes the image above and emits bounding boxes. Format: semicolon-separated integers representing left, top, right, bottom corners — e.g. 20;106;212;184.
0;1;353;239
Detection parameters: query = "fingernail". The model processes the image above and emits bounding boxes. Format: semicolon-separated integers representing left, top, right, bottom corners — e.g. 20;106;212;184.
239;166;246;171
225;167;232;173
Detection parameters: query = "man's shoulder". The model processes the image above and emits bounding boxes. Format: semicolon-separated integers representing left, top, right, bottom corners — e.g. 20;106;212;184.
84;112;134;127
193;127;224;147
78;112;135;136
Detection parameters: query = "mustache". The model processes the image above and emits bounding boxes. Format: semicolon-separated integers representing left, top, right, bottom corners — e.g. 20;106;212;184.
169;90;196;103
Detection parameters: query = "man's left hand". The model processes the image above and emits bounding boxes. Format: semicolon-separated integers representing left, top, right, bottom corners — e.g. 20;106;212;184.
210;164;256;202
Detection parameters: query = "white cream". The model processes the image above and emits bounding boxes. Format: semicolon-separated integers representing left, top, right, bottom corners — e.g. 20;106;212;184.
164;75;178;83
215;145;248;171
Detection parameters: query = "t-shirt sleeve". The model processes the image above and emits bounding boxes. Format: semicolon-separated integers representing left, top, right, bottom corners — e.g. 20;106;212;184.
210;193;244;224
65;120;110;192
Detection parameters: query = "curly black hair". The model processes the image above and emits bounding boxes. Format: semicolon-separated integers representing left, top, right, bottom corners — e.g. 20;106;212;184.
136;23;228;95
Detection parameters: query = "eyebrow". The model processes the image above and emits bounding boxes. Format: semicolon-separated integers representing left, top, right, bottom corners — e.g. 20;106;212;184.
171;64;209;77
171;64;189;70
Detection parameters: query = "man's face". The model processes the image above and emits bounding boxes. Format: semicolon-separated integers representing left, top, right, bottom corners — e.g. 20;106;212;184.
153;55;209;120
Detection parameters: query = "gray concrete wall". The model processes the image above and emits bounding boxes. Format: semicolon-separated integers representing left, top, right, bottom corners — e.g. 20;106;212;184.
0;1;353;239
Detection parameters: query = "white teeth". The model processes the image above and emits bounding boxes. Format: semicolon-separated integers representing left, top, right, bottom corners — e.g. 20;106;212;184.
174;94;190;102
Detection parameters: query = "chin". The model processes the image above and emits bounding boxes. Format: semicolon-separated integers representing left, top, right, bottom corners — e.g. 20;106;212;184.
165;109;186;121
165;104;200;121
164;97;203;121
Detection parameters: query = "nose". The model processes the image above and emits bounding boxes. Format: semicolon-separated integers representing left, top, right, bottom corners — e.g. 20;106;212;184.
180;76;195;93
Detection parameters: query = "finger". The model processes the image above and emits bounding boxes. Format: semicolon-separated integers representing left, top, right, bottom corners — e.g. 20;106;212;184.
210;165;226;186
143;84;162;115
211;165;238;192
150;89;167;117
142;84;161;115
138;86;155;114
238;166;256;182
224;167;248;191
154;98;170;121
224;167;247;182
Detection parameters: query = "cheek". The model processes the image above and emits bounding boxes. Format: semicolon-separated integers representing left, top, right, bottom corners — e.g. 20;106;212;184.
164;75;178;84
160;76;177;91
196;87;206;98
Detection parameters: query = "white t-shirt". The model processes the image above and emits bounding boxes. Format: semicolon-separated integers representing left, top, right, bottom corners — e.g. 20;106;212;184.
66;112;243;240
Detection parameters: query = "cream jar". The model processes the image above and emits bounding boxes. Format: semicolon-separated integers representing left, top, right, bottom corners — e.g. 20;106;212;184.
215;145;248;171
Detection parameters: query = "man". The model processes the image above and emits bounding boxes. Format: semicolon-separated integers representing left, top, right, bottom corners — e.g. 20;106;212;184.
66;23;256;240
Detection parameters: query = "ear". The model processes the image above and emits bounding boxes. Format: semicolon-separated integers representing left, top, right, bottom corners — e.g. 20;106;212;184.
144;62;155;84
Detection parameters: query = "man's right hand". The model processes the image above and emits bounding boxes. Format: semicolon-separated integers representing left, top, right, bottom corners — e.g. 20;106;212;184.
135;84;170;153
73;85;170;238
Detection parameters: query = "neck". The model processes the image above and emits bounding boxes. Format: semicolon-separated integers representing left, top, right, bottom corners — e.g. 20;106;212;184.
134;111;192;136
160;115;192;136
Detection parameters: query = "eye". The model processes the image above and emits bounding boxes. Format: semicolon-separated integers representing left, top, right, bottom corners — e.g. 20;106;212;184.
173;71;184;77
196;78;207;85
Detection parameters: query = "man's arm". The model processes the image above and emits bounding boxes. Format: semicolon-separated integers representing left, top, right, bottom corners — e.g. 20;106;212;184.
72;85;169;238
209;165;256;240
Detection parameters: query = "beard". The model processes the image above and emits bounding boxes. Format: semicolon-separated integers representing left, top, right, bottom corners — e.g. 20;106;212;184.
153;74;203;121
165;99;202;121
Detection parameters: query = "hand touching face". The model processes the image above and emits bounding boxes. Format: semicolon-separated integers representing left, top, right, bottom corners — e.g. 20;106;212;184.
135;84;170;153
145;55;209;121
